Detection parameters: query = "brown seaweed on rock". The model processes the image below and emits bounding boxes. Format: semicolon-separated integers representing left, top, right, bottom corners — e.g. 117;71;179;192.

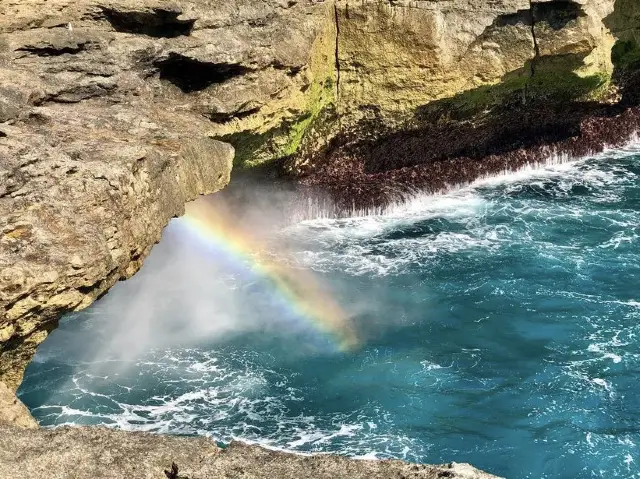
293;105;640;215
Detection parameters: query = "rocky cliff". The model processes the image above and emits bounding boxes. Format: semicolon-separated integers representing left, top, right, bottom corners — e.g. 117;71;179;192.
293;0;640;211
4;0;639;390
0;0;329;390
1;1;640;475
334;0;613;124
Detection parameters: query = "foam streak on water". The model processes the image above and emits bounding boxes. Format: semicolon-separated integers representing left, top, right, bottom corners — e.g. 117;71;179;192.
19;144;640;479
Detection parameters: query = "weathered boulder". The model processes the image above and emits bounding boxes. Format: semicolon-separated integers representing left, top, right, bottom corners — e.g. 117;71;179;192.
0;382;38;429
0;422;501;479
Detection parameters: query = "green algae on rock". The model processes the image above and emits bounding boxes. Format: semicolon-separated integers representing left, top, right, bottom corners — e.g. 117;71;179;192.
211;1;338;169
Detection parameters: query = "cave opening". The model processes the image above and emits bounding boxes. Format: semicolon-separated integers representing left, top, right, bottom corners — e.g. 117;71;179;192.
154;54;252;93
101;7;196;38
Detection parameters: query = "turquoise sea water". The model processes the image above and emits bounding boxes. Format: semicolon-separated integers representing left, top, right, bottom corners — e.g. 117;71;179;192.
19;146;640;478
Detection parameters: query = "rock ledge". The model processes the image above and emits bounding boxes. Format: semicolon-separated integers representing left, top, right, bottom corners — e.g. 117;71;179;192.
0;423;501;479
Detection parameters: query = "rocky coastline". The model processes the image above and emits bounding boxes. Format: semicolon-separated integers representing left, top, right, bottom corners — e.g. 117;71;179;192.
1;0;640;476
0;421;499;479
295;103;640;214
3;0;640;394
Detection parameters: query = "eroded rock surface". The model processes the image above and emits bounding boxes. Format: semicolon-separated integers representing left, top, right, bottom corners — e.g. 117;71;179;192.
0;423;500;479
2;1;639;476
334;0;614;124
0;382;37;429
0;0;342;390
291;0;640;213
0;108;233;389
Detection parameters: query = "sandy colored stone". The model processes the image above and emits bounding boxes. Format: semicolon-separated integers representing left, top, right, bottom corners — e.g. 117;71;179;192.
0;103;235;389
334;0;617;127
0;423;501;479
0;382;38;429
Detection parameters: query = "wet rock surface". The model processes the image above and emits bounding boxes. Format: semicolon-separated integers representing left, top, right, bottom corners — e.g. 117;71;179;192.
0;423;501;479
297;105;640;214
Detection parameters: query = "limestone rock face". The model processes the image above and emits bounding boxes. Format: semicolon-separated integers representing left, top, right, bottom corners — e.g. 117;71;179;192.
0;423;501;479
0;382;38;429
334;0;616;127
0;0;269;390
0;107;233;389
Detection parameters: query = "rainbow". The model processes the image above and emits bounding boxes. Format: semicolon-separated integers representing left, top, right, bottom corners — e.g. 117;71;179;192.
181;200;358;352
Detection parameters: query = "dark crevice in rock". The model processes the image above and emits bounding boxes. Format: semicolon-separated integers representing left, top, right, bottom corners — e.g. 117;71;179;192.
207;107;261;124
246;13;278;28
76;284;99;296
529;1;539;80
16;43;87;57
36;84;117;105
532;0;586;30
77;279;112;303
605;1;640;105
611;39;640;104
101;7;195;38
155;54;251;93
486;9;532;29
272;61;303;77
478;0;584;38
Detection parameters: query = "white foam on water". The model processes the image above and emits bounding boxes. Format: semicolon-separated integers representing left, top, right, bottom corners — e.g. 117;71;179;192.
587;344;623;364
30;346;433;462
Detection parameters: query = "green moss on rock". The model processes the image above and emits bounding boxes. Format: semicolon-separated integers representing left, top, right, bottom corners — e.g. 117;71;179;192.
218;76;336;169
415;54;611;125
216;3;338;171
279;77;336;159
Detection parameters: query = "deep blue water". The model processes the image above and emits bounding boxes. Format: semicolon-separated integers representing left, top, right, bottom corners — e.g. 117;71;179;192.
19;146;640;479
